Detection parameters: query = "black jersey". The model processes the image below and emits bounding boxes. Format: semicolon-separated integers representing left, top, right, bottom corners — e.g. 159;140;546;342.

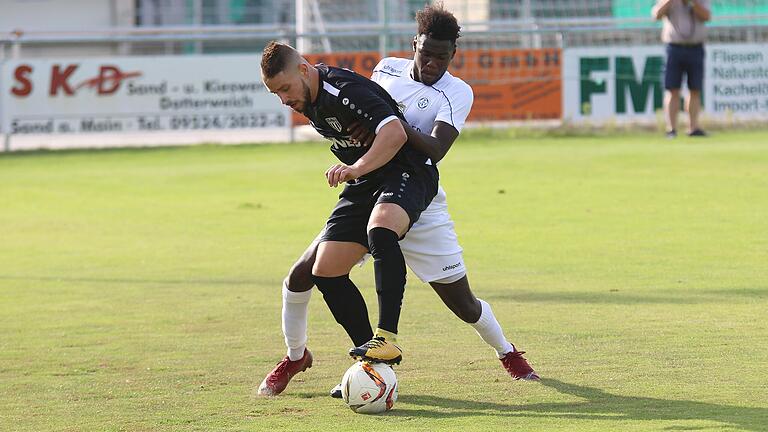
305;64;432;178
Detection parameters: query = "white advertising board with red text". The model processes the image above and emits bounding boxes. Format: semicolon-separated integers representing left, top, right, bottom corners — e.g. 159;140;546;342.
0;54;289;148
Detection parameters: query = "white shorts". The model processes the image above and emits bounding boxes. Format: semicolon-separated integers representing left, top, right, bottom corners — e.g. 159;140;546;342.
358;193;466;283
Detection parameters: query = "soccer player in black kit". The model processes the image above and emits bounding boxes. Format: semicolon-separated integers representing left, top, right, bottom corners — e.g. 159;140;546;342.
260;42;438;366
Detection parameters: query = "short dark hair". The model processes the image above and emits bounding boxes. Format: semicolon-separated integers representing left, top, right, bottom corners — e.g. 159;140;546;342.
416;2;461;43
261;41;299;78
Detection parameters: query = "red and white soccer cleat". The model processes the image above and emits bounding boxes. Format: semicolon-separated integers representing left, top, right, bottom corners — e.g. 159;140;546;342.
500;350;540;380
257;349;313;396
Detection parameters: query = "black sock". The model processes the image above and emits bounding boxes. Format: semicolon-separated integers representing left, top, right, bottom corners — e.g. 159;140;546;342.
312;274;373;346
368;227;406;335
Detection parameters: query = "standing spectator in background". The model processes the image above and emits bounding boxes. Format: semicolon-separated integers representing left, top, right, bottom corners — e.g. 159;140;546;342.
653;0;711;138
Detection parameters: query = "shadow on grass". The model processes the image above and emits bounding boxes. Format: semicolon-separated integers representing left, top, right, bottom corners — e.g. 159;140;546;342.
3;275;766;304
390;379;767;431
482;288;768;305
0;274;266;286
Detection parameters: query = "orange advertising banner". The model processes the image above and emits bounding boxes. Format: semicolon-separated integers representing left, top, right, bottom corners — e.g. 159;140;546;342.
292;48;561;125
450;48;562;121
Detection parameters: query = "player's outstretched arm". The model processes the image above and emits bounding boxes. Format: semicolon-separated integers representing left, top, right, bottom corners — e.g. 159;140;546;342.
401;120;459;163
347;119;458;164
351;119;408;172
326;120;407;187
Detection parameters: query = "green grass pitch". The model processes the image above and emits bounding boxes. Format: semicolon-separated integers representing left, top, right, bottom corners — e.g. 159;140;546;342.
1;130;767;431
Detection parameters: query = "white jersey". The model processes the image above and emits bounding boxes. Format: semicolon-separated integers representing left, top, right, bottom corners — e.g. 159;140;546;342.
371;57;474;216
369;57;473;263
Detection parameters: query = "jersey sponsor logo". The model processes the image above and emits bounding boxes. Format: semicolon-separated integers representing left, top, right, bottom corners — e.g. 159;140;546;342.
442;262;462;272
325;117;343;132
328;136;361;149
381;192;394;197
417;97;430;110
382;64;403;75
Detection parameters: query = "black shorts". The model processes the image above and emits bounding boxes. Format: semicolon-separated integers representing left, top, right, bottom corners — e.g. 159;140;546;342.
665;44;705;91
319;163;439;248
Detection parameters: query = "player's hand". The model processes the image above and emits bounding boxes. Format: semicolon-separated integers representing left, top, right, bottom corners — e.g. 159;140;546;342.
325;163;360;187
347;121;375;147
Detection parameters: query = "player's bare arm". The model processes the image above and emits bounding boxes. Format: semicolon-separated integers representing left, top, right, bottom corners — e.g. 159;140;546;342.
400;120;458;163
325;119;407;187
346;119;458;164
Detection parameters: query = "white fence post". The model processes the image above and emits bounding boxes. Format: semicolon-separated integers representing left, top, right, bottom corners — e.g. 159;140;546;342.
296;0;307;53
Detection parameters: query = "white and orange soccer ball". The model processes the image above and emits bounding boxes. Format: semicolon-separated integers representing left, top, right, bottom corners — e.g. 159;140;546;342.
341;361;398;414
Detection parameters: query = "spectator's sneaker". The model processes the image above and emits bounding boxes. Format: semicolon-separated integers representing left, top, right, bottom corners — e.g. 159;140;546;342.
688;129;707;137
257;349;313;396
349;337;402;364
500;350;540;380
330;383;343;399
666;129;677;139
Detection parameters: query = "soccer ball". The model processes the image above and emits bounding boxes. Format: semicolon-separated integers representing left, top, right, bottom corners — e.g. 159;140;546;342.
341;361;398;414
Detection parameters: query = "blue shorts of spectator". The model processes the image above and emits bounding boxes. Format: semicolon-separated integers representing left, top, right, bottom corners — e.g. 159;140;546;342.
664;43;705;91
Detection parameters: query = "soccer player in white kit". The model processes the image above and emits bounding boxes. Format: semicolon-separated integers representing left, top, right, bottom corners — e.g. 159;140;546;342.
258;3;539;397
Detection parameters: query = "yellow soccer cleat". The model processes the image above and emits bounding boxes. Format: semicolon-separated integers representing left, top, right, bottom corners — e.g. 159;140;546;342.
349;336;402;365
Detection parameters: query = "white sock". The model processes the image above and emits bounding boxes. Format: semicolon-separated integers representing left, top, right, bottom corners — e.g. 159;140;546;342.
282;282;312;361
469;299;515;359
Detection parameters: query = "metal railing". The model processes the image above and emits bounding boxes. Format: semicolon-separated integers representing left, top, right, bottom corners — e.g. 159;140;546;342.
3;14;768;60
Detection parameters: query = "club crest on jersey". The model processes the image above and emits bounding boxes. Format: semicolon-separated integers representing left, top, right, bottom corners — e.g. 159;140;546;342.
325;117;343;132
417;97;430;110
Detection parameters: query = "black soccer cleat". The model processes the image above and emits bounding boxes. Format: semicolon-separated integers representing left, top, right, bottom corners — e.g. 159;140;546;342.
330;383;342;399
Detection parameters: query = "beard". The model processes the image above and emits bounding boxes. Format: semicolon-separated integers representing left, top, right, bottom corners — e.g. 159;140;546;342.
297;80;312;115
